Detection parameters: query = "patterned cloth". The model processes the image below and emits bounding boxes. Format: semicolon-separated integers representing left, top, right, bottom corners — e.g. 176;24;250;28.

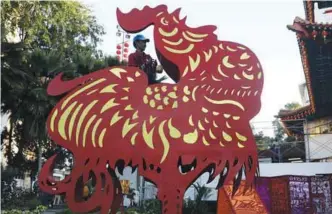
289;176;311;214
311;175;332;214
217;175;332;214
218;181;268;214
256;177;272;213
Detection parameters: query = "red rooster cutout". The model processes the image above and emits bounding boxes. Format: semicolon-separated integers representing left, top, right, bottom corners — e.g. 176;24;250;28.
39;5;264;214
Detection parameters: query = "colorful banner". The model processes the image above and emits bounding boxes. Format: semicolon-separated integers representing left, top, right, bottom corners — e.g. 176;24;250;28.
311;175;332;214
256;177;272;212
217;181;268;214
217;175;332;214
270;176;291;214
289;176;311;214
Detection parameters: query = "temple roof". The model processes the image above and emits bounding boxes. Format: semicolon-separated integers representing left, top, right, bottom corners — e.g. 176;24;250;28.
278;105;313;120
279;1;332;136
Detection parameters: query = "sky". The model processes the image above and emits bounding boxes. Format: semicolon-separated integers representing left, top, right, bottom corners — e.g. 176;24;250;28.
81;0;307;136
1;1;307;137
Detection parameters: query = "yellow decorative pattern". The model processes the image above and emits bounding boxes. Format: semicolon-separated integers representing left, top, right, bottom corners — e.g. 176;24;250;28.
92;118;102;147
110;111;123;126
100;84;117;93
159;120;170;163
69;104;83;140
222;56;235;68
122;118;138;137
189;54;201;72
203;49;213;62
189;115;194;127
76;100;98;146
204;96;245;111
185;31;208;38
130;133;138;145
164;44;194;54
98;128;106;147
142;121;155;149
202;136;210;146
218;64;229;77
59;101;77;140
240;52;250;60
183;32;203;42
83;115;96;147
168;119;181;138
101;98;119;113
50;109;58;132
158;27;178;37
236;132;247;141
61;78;105;109
109;68;127;79
209;129;217;139
183;129;198;144
222;131;232;142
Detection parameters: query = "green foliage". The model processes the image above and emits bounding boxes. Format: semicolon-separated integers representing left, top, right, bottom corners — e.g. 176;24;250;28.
1;166;19;206
254;131;274;151
1;1;104;51
184;183;212;214
284;102;302;110
2;205;47;214
60;209;74;214
141;199;162;214
1;184;43;211
1;0;122;175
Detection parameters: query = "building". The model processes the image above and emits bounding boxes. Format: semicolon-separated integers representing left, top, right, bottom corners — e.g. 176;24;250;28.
278;0;332;162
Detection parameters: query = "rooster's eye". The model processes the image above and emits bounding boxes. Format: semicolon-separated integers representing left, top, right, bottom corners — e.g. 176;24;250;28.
161;17;169;25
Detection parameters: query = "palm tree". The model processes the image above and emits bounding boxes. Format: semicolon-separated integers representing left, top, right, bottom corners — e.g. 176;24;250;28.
2;46;122;175
184;183;213;214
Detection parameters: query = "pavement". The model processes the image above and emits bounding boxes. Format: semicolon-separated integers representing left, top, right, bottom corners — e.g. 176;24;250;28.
42;204;67;214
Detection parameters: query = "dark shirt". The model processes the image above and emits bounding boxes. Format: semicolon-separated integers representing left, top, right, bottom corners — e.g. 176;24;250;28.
128;50;152;68
128;50;157;84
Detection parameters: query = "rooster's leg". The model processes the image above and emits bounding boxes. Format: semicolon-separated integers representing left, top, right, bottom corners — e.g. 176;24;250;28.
158;186;185;214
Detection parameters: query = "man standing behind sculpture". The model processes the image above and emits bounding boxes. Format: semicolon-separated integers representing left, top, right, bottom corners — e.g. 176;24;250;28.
128;34;167;84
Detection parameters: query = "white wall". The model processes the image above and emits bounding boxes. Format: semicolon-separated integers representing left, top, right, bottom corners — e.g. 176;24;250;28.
304;117;332;161
313;2;332;23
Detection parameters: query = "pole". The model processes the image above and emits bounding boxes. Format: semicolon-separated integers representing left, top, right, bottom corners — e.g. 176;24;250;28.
116;25;130;62
121;31;125;62
305;119;311;162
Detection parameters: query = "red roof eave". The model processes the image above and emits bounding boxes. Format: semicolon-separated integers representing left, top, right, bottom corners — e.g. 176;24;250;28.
286;17;327;113
278;105;313;121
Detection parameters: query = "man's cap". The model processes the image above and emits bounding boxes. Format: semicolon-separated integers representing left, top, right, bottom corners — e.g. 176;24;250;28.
133;34;150;47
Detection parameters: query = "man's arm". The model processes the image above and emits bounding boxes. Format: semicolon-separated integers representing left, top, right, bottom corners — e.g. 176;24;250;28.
128;53;138;67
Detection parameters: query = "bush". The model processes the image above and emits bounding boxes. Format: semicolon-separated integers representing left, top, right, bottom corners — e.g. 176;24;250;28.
60;209;73;214
141;199;162;214
2;205;47;214
1;187;42;210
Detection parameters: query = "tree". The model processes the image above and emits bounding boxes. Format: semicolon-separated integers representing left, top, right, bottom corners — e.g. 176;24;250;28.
183;183;213;214
273;102;302;143
1;1;121;175
284;102;302;111
1;1;104;52
254;131;274;151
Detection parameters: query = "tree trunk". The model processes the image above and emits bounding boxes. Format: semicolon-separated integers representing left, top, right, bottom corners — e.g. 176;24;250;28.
7;121;14;165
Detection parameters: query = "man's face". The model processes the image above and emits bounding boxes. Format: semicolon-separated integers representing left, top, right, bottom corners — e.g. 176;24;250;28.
136;40;147;51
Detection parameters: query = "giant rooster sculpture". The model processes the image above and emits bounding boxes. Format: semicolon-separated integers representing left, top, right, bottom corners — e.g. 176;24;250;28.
39;5;264;214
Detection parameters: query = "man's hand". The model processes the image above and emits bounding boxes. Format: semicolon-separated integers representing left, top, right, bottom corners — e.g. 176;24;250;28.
156;65;163;73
